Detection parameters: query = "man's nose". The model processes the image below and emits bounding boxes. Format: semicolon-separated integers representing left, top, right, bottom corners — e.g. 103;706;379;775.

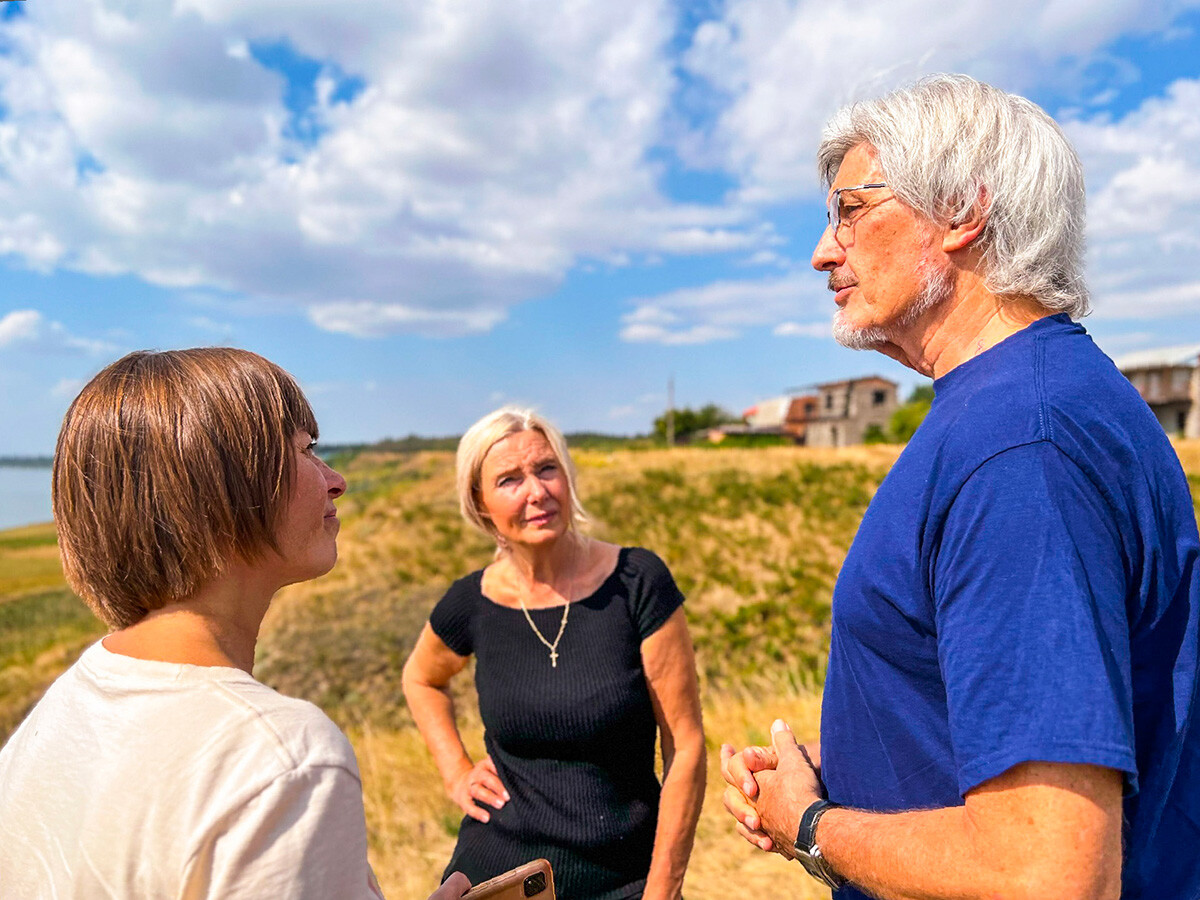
811;224;845;272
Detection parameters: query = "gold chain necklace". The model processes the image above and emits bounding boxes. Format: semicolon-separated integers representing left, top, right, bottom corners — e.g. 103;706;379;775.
516;538;581;668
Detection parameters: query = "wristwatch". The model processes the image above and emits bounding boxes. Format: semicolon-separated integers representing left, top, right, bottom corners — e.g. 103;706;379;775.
793;798;846;890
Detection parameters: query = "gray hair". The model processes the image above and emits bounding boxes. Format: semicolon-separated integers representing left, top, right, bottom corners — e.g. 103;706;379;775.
817;74;1089;317
455;406;588;541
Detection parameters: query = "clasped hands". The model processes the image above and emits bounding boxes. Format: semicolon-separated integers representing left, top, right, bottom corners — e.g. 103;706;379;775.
720;719;824;859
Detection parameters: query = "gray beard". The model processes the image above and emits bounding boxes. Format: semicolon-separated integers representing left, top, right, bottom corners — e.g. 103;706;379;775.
832;261;956;351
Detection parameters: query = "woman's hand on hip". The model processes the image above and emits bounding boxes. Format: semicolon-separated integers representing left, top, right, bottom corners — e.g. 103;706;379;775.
449;755;510;823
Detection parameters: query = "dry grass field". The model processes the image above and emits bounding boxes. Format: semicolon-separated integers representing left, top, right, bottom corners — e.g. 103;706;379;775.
1;438;1197;899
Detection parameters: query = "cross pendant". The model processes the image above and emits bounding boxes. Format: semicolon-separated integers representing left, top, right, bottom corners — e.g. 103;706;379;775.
550;650;558;668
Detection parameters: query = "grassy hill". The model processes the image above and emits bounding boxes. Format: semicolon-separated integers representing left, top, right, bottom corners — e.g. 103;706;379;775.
2;441;1198;899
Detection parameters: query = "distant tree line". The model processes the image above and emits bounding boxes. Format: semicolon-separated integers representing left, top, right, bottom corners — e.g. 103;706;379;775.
653;404;739;442
322;431;653;465
0;456;53;468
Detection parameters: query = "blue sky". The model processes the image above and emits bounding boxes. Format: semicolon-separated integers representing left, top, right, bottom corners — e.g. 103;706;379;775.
2;0;1199;454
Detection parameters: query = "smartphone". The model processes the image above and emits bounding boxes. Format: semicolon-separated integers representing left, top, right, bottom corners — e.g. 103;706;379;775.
461;859;555;900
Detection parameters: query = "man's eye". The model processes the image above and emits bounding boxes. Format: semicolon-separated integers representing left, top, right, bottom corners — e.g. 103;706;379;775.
539;464;558;476
839;202;863;221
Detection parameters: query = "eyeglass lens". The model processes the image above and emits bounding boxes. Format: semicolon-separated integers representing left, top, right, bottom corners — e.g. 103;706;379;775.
827;183;887;230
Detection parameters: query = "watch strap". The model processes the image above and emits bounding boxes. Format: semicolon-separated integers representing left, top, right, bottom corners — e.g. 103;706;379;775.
793;798;845;889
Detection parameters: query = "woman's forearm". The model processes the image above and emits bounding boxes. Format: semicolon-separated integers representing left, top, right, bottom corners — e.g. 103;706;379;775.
642;737;706;900
402;676;473;790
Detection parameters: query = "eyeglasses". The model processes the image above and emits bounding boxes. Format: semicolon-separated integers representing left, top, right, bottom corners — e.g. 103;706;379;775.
826;182;888;232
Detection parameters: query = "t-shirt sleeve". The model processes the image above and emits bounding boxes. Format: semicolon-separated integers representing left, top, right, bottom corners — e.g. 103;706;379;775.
429;575;479;657
932;441;1137;797
189;765;385;899
625;548;686;640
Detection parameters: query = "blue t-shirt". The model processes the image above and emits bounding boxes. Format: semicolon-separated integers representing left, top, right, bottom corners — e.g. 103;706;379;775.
821;315;1200;898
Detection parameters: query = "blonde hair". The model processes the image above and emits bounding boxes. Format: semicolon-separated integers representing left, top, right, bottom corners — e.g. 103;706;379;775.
455;406;588;541
52;348;318;629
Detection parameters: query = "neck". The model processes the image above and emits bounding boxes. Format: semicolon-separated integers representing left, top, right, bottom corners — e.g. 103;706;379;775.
103;560;279;674
503;531;585;589
887;269;1052;379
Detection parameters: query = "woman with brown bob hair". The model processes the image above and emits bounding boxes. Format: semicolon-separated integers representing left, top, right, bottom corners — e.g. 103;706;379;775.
0;348;469;900
403;406;705;899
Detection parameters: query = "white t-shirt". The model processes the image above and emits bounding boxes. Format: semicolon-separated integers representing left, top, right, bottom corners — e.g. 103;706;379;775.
0;640;385;899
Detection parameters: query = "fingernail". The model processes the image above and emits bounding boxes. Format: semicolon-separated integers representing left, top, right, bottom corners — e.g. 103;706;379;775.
771;718;788;733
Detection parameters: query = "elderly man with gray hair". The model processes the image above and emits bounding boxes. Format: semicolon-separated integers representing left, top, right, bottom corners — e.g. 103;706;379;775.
722;75;1200;899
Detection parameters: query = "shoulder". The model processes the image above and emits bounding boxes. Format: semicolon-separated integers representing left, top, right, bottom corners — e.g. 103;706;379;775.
618;546;675;578
614;547;685;638
614;546;683;597
444;567;487;601
905;318;1160;494
433;568;486;617
207;677;359;778
430;568;486;654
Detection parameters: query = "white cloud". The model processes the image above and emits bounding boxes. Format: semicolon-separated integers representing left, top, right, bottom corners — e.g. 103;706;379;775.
186;315;236;336
680;0;1200;204
620;273;827;344
1090;330;1158;354
2;0;1198;344
51;377;85;398
308;301;508;339
0;310;41;346
773;320;832;338
0;309;115;355
0;0;773;338
656;227;762;254
1065;77;1200;319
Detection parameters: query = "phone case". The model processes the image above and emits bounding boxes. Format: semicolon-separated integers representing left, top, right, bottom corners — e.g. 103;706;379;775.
460;858;555;900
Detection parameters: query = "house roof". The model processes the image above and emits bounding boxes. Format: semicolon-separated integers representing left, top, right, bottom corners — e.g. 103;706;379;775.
814;375;898;390
1113;344;1200;372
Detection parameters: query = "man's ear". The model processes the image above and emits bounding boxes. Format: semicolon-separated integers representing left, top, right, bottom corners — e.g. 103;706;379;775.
942;186;989;253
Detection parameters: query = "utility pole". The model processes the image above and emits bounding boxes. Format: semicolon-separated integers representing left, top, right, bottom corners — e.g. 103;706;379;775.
666;375;675;447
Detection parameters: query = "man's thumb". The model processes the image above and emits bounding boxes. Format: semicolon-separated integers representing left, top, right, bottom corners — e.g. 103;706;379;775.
770;718;799;754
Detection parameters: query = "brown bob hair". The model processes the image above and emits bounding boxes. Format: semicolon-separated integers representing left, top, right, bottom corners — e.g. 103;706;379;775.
52;348;318;629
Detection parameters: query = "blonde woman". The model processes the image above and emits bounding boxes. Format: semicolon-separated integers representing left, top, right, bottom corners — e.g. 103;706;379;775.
403;407;705;900
0;349;470;900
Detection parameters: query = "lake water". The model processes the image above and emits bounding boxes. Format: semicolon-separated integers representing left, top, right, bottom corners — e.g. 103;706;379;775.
0;465;53;531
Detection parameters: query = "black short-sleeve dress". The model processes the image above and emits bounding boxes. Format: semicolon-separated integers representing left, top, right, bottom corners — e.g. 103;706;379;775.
429;546;685;900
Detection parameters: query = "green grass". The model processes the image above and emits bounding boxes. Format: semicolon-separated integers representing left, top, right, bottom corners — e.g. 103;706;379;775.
0;587;103;740
0;523;67;597
0;530;58;551
0;588;102;668
3;443;1197;743
256;583;460;731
